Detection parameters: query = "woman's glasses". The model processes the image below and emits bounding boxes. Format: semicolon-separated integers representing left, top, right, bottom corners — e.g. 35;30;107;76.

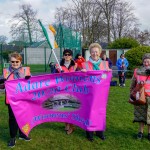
11;61;20;63
64;53;71;56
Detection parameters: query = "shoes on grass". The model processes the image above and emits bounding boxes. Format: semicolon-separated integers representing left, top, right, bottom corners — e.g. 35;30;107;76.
8;138;16;148
87;138;94;142
66;127;75;135
96;131;106;140
19;135;31;141
137;132;143;139
148;133;150;141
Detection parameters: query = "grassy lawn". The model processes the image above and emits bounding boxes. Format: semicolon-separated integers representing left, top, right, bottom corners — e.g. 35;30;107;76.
0;78;149;150
0;64;51;76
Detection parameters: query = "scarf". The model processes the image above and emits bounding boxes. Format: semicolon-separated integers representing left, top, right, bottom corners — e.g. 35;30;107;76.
89;57;102;70
8;65;24;79
137;66;150;76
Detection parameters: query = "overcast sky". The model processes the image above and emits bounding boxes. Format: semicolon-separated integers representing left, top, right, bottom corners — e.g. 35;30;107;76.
0;0;150;42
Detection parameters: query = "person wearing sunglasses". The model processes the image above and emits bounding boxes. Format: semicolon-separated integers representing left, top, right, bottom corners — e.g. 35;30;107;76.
1;52;31;148
55;49;77;135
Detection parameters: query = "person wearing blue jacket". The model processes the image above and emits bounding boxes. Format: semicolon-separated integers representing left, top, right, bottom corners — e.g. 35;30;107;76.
116;53;129;87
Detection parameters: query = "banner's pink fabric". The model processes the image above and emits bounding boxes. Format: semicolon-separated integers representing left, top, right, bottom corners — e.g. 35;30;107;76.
5;71;112;136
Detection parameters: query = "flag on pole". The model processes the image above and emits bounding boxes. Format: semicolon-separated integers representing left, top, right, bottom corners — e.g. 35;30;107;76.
38;20;58;49
49;25;58;48
38;19;62;71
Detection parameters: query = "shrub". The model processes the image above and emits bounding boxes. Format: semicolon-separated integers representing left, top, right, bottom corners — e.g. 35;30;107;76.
125;46;150;77
108;37;140;49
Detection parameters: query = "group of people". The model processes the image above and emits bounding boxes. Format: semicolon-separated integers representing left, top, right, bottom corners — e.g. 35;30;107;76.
55;43;110;142
74;50;129;88
0;43;150;148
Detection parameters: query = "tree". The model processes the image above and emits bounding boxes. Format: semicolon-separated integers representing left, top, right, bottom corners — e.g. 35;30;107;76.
0;35;8;44
55;0;107;46
10;4;40;45
96;0;117;43
55;0;137;45
125;46;150;77
108;37;140;48
137;30;150;46
111;1;137;40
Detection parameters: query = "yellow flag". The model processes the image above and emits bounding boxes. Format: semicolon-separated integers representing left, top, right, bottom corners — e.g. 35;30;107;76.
49;25;56;35
48;25;58;49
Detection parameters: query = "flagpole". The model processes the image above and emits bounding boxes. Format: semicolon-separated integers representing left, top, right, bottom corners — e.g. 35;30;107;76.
51;48;63;72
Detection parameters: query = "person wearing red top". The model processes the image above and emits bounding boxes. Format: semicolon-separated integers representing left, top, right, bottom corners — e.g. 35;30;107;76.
81;43;111;142
56;49;77;135
75;53;85;70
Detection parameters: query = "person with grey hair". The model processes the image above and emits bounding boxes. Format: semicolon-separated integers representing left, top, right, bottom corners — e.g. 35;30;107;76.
130;53;150;140
81;43;111;142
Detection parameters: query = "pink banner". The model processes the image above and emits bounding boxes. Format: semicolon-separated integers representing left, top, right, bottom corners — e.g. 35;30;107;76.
5;71;112;136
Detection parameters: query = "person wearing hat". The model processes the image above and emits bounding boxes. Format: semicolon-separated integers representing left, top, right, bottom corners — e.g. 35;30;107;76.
130;53;150;140
55;49;77;134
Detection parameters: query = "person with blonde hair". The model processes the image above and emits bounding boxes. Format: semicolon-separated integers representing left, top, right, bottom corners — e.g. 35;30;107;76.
0;52;31;148
81;43;111;141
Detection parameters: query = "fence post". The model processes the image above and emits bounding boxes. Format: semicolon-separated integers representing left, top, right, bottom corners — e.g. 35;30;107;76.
24;45;27;65
44;47;47;72
0;44;3;74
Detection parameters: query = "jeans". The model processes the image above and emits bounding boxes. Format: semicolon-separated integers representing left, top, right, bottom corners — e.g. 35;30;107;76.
118;71;126;85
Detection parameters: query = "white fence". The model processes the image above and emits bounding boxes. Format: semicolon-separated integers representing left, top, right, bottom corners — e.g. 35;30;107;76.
23;48;61;64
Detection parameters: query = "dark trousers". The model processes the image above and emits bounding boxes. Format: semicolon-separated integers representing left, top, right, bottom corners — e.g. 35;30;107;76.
8;105;26;138
86;131;103;139
118;71;126;85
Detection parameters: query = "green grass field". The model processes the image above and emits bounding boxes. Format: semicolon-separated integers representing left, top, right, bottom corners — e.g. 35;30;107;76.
0;64;51;76
0;79;149;150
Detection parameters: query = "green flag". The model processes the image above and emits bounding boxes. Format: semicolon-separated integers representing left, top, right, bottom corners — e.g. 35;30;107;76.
38;19;53;49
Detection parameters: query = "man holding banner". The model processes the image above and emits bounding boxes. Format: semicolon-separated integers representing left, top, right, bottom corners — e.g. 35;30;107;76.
81;43;111;142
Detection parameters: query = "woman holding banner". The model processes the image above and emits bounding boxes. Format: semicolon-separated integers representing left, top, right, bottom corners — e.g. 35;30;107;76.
56;49;77;135
0;52;31;148
130;53;150;140
81;43;110;142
